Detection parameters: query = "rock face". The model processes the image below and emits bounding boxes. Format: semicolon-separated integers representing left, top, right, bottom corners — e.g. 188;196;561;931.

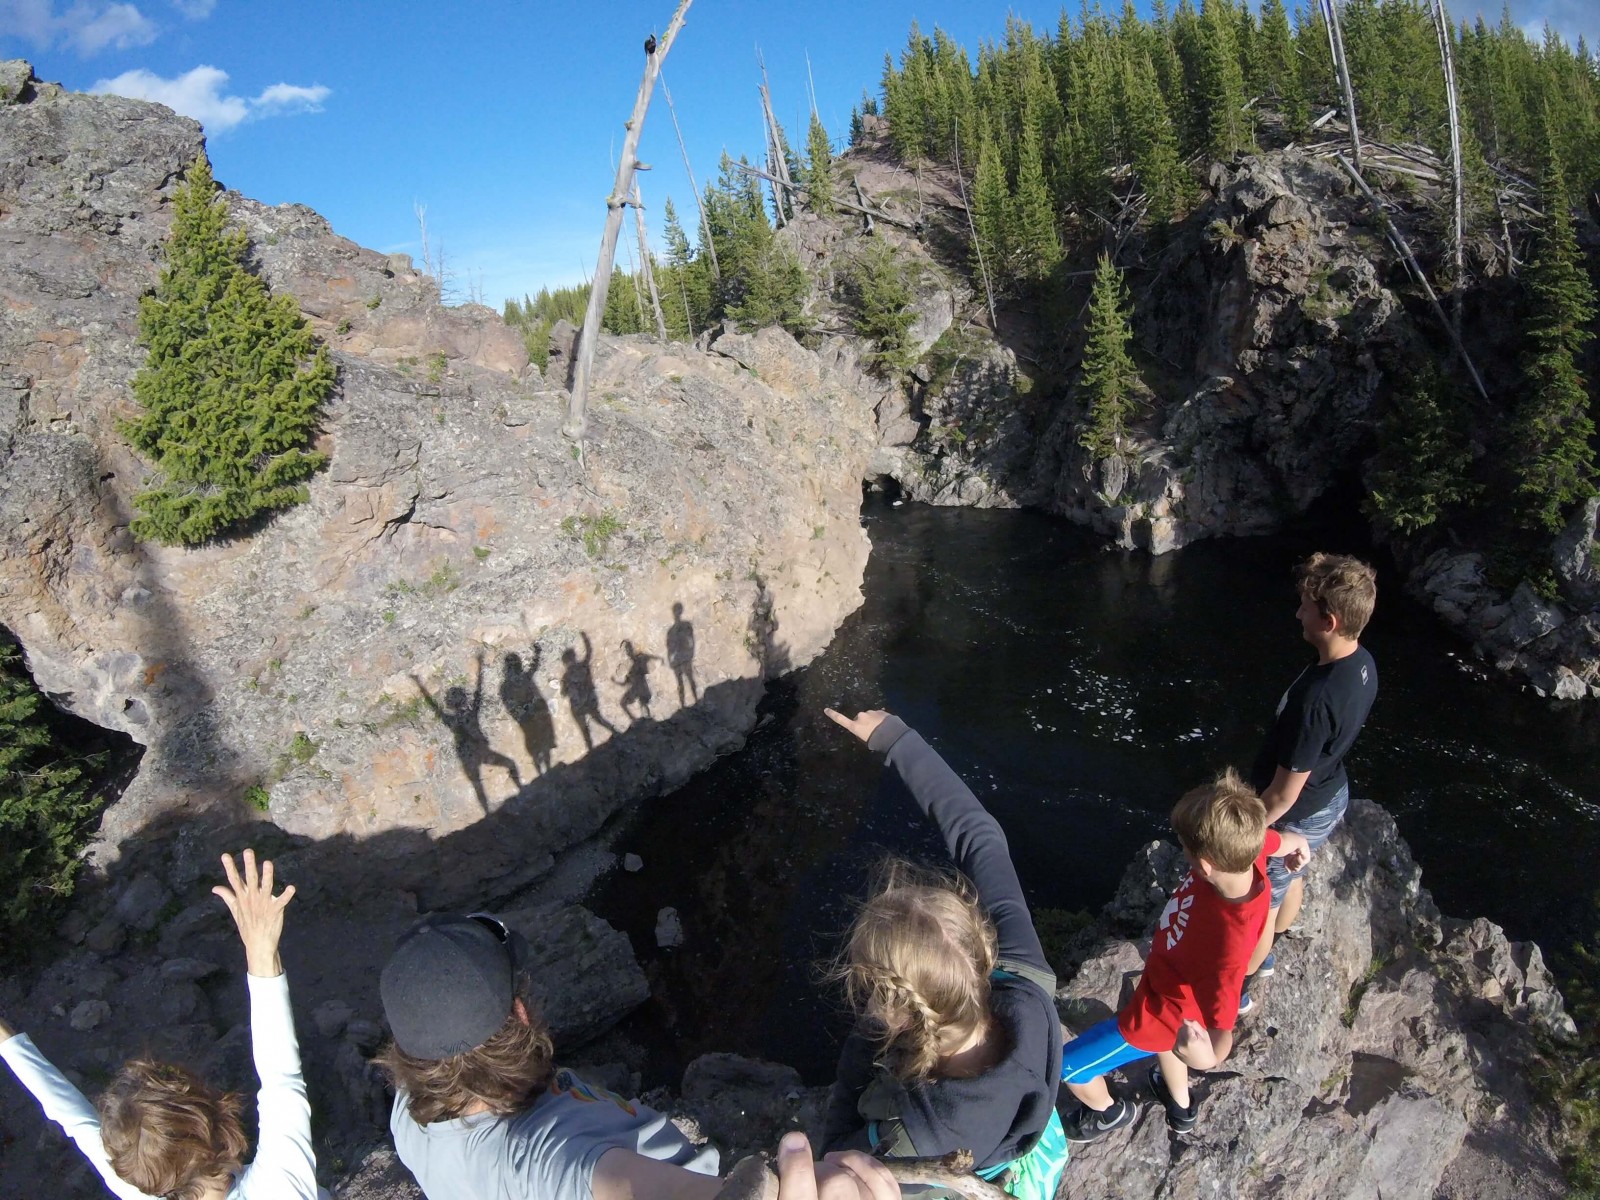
891;152;1404;553
0;62;881;904
1055;798;1569;1200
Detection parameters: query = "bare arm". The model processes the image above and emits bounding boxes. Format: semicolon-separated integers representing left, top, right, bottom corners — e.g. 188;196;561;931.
1260;766;1311;825
0;1015;13;1043
1270;830;1312;873
592;1150;723;1200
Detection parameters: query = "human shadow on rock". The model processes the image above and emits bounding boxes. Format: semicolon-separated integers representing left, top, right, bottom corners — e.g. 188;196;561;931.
615;639;659;722
500;649;556;776
666;602;698;707
412;649;522;814
561;631;621;751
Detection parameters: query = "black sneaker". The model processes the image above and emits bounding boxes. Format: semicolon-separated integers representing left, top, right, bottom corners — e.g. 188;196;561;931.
1062;1097;1139;1143
1148;1065;1199;1133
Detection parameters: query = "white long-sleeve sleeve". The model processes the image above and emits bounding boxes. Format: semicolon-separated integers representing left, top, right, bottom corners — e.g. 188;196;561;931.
230;972;324;1200
0;1032;156;1200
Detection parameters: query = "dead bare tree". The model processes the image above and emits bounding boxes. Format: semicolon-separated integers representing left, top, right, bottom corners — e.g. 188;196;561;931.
1321;0;1363;170
1337;154;1487;400
953;118;998;330
565;0;693;446
757;51;795;227
1430;0;1467;332
632;179;668;339
661;74;719;280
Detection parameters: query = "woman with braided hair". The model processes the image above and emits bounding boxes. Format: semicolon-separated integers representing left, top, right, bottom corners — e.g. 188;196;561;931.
820;711;1066;1200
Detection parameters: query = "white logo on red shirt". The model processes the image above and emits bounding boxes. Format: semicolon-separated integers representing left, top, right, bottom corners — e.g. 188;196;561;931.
1157;881;1196;951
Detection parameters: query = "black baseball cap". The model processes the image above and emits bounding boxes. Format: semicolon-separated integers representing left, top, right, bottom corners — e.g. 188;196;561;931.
380;912;529;1058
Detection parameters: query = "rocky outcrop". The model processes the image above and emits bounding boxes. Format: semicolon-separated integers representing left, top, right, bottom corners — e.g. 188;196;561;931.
1056;798;1570;1200
0;62;882;901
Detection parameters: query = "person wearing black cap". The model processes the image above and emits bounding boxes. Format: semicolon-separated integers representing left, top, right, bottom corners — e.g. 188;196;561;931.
377;912;901;1200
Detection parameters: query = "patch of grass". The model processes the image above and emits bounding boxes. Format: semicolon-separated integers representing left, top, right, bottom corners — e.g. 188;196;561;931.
288;732;318;764
1342;952;1391;1026
473;545;491;561
425;562;461;594
297;604;316;620
366;294;382;310
561;511;625;559
812;524;826;540
426;352;448;383
381;608;396;624
335;318;352;335
243;784;271;812
369;694;426;732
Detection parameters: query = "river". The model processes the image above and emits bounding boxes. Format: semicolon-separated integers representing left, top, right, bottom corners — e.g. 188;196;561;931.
589;495;1600;1084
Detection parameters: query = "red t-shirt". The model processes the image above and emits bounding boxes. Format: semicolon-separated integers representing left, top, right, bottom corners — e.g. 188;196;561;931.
1117;830;1280;1053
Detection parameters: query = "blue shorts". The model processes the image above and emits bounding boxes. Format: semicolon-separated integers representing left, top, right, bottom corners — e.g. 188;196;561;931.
1059;1018;1154;1084
1266;784;1349;908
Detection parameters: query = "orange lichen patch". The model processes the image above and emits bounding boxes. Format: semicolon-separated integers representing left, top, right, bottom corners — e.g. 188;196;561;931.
141;660;168;687
4;297;36;313
325;276;357;295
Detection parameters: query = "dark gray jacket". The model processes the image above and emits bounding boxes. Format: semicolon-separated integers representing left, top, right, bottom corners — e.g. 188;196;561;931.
821;717;1063;1171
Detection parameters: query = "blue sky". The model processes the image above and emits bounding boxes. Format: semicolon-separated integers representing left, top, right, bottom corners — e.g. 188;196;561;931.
2;0;1596;311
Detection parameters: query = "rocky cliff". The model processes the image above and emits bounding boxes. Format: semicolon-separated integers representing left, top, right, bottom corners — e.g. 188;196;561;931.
0;61;893;906
821;122;1600;700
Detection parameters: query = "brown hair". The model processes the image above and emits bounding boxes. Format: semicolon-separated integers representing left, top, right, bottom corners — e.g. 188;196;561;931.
97;1060;248;1200
831;859;999;1083
1170;767;1267;873
1296;552;1377;639
375;992;556;1125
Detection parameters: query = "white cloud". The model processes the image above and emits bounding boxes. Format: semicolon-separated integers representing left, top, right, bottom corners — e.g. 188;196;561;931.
0;0;157;55
252;81;329;115
90;64;330;132
168;0;213;16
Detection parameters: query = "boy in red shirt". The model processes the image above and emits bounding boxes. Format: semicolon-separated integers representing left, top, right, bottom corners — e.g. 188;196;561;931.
1059;768;1310;1139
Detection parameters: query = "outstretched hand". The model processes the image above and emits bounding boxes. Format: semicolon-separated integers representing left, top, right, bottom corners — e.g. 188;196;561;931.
823;708;890;745
212;849;296;979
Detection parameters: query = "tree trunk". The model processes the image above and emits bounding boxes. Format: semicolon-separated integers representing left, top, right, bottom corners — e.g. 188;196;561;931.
565;0;693;444
632;180;668;340
1430;0;1466;333
661;75;720;281
1322;0;1362;170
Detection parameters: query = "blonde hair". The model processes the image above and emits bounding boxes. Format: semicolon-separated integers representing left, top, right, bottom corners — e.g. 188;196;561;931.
97;1060;247;1200
832;859;998;1083
1170;767;1267;873
375;995;556;1125
1297;552;1377;638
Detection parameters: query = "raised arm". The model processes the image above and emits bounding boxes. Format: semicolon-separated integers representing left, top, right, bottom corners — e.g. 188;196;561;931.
0;1021;154;1200
212;851;319;1199
824;709;1048;971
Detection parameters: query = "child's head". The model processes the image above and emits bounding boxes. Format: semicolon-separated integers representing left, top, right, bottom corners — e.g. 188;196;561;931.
377;912;556;1124
1171;767;1267;874
97;1060;248;1200
1295;553;1377;640
835;859;998;1082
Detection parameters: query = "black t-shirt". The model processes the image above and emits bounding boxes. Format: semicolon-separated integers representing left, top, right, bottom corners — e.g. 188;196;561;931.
1250;645;1378;825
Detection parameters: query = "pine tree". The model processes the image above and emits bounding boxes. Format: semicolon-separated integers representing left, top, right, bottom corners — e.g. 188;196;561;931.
1198;0;1253;157
842;239;917;375
1510;126;1598;534
1009;124;1063;283
1255;0;1307;132
121;157;333;546
1365;367;1478;533
0;639;104;951
971;130;1013;289
1079;253;1141;459
806;112;836;216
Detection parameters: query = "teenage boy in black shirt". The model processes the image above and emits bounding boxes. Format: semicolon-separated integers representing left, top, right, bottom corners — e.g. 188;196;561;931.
1241;553;1378;1009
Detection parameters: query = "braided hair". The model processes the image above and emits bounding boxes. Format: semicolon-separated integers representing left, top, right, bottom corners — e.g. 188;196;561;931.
834;859;999;1082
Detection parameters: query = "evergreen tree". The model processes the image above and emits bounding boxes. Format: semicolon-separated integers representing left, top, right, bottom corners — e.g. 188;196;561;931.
1121;49;1190;224
971;131;1013;290
841;239;918;375
1079;253;1141;459
660;198;710;341
601;267;648;335
1198;0;1253;157
1255;0;1308;132
1365;367;1478;533
0;639;104;951
1009;125;1063;282
121;157;333;546
1510;127;1598;533
806;112;836;216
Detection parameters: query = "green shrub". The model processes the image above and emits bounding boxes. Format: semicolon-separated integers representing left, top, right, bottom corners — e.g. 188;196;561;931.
121;157;334;545
243;784;271;812
0;641;105;953
561;511;625;558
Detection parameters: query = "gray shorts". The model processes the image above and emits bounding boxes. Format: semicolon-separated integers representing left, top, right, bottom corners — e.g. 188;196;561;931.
1267;785;1349;908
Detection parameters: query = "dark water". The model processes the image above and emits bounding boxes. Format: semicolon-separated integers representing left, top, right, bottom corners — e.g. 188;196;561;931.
588;496;1600;1084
